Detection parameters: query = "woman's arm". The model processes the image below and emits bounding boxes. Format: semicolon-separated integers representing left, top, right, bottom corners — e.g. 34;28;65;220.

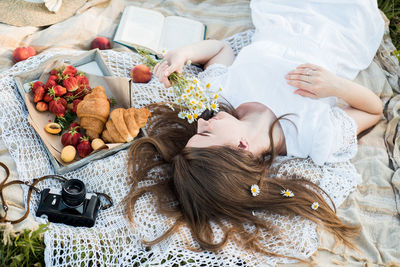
153;40;235;88
286;63;383;134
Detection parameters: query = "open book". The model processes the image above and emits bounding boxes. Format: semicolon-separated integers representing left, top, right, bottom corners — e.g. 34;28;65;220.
114;6;207;57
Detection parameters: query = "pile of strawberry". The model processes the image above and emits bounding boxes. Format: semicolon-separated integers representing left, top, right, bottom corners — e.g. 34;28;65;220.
62;122;93;158
31;65;94;160
31;65;92;117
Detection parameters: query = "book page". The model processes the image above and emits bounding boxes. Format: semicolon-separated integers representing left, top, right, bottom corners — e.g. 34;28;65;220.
160;16;205;52
114;6;165;53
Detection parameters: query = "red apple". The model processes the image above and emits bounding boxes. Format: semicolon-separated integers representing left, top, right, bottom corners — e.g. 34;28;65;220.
130;64;152;83
90;37;111;50
13;46;36;63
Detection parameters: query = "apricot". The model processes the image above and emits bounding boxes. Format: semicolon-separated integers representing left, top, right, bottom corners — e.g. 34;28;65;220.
91;37;111;50
44;122;62;135
13;46;36;63
130;64;152;83
61;145;76;163
91;138;105;150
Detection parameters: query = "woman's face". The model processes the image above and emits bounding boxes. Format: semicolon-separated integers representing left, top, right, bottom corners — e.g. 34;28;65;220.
186;111;243;148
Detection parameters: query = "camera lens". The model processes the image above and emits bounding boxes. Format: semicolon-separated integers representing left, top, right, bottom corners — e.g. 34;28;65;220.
62;179;86;207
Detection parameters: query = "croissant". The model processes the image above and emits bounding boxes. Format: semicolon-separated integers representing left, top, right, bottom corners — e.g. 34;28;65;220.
102;107;151;143
76;86;110;140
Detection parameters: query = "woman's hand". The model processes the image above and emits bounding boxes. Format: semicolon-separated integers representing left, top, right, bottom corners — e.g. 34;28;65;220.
153;48;189;88
285;63;345;99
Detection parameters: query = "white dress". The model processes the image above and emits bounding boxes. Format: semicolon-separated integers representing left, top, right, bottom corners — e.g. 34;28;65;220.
200;0;384;166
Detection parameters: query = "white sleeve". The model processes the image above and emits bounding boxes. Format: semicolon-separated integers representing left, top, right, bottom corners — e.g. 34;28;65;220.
198;63;228;88
326;107;358;163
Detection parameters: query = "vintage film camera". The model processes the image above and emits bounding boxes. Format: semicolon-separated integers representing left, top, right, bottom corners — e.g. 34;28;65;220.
36;179;100;227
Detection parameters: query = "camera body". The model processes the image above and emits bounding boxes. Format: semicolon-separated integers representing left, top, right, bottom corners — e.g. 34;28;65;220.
36;179;100;227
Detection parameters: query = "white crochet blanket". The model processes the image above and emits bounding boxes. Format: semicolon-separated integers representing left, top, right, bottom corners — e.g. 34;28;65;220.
0;30;360;266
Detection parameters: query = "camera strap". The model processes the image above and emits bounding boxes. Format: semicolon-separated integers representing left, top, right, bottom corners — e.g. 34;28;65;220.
0;162;113;225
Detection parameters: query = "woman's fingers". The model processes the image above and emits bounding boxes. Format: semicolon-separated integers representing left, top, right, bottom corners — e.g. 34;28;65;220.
293;89;317;98
154;61;172;87
296;63;321;71
286;79;312;91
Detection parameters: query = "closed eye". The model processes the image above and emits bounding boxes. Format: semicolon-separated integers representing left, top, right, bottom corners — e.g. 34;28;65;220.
197;131;211;136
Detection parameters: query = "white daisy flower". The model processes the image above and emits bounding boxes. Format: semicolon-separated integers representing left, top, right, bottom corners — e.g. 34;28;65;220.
186;113;194;123
189;98;197;106
311;202;319;210
211;101;219;112
250;184;260;197
178;111;186;119
280;189;294;198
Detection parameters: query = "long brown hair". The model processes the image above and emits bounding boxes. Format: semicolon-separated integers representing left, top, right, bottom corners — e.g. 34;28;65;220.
125;102;359;262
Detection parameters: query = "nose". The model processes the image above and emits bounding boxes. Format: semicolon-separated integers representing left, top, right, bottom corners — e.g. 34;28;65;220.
197;118;209;133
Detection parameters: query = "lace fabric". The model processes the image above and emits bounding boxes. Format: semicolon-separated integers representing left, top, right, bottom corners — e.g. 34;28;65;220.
0;30;359;266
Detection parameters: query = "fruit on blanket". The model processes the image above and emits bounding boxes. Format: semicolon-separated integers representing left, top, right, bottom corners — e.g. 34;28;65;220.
63;76;79;92
49;97;67;117
91;138;105;150
77;137;93;158
61;127;83;147
62;65;77;77
76;74;89;86
76;86;110;140
13;46;36;63
36;101;48;112
90;37;111;50
43;92;53;103
61;145;76;163
130;64;152;83
50;85;67;97
71;99;82;114
44;122;62;134
33;86;45;103
31;81;44;94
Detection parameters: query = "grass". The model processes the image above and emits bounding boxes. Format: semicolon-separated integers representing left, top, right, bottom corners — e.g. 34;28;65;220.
379;0;400;49
0;224;48;266
1;2;400;266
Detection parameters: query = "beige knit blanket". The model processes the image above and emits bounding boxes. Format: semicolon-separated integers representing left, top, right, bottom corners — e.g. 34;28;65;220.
0;0;399;266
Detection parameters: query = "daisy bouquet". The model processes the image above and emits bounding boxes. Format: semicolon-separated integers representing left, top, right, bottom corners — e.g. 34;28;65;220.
136;48;221;123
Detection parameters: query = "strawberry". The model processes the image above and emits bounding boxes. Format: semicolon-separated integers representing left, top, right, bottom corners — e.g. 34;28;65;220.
31;81;44;94
72;99;82;114
51;85;67;97
63;76;79;92
35;101;48;112
61;127;82;147
62;65;77;77
48;74;58;81
50;69;58;76
68;122;82;133
45;78;57;90
63;92;74;102
49;97;67;117
33;86;45;103
76;74;89;87
77;137;93;158
73;85;92;100
43;92;53;102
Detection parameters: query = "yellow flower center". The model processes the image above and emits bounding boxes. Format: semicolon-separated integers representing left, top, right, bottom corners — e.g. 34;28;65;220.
252;188;257;193
193;113;198;119
206;83;210;88
211;103;217;109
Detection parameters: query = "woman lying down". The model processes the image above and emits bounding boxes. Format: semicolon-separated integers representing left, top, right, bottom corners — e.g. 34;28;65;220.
125;0;384;264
